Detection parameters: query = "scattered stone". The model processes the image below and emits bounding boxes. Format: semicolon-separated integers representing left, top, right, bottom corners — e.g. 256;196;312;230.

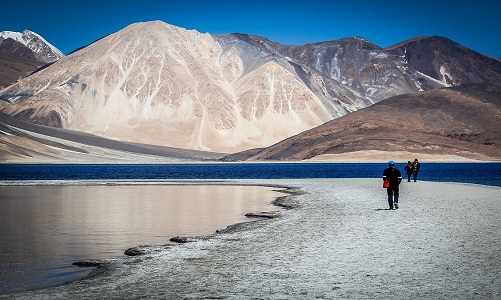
216;221;257;234
170;236;198;243
245;211;281;218
124;244;174;256
72;260;104;267
124;246;150;256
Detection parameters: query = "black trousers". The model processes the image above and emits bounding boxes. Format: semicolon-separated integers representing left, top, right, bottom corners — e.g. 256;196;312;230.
413;170;419;181
387;186;399;208
406;173;412;181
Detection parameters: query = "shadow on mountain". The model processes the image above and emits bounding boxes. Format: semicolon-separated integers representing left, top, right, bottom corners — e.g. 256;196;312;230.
0;112;224;163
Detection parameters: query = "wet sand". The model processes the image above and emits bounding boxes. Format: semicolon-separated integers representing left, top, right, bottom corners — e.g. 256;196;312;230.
3;179;501;299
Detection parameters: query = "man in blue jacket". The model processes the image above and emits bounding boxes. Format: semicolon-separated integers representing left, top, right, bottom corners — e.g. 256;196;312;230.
383;160;403;209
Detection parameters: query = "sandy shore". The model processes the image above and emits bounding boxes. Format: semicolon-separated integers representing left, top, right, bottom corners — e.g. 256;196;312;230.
3;179;501;299
307;150;498;163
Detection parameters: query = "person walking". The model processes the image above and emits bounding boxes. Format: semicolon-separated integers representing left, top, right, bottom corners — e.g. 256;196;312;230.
412;159;421;182
383;160;402;209
404;161;413;182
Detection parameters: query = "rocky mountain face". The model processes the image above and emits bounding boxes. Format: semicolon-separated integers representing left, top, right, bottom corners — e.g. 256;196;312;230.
230;84;501;161
0;37;38;61
0;30;64;63
0;50;42;89
1;21;500;155
0;30;64;89
0;22;334;152
384;36;501;86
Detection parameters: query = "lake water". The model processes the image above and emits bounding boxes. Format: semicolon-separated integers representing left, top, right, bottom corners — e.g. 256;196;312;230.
1;162;501;186
0;183;284;294
0;162;500;295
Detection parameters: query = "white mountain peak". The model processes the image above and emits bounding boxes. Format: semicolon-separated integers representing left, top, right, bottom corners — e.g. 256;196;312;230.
0;29;64;62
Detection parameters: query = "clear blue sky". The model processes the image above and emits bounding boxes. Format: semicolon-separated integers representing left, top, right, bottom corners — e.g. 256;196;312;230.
1;0;500;58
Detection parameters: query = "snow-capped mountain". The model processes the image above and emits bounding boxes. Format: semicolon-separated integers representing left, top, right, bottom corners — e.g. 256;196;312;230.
0;21;500;154
0;29;64;63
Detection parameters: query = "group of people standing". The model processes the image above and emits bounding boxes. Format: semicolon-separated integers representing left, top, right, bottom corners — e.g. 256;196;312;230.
382;159;421;210
404;159;421;182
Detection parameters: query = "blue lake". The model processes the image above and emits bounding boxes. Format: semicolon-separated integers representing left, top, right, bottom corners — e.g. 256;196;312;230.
1;162;500;186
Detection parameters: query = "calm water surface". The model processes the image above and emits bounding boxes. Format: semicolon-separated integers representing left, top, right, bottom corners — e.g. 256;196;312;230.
0;184;284;294
1;162;500;186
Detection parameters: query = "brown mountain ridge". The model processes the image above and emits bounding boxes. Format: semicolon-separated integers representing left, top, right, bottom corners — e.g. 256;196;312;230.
226;83;501;161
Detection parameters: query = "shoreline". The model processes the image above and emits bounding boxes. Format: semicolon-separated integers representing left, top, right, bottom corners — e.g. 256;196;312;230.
2;158;500;165
95;183;301;293
0;179;501;299
71;182;301;288
2;179;500;298
2;150;500;165
0;181;295;296
4;178;500;299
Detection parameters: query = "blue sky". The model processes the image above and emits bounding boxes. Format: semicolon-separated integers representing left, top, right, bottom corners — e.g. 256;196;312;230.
1;0;500;58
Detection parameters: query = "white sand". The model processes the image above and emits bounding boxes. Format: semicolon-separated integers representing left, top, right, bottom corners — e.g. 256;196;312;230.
307;150;496;163
5;179;501;299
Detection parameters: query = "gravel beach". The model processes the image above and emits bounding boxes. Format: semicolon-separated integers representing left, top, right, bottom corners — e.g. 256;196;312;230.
4;179;501;299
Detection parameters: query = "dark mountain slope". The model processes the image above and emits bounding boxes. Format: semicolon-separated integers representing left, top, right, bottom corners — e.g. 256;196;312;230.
385;36;501;86
235;83;501;161
0;39;45;89
0;112;224;162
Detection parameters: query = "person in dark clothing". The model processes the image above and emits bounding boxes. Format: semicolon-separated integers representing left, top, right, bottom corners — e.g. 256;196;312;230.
383;160;403;209
412;159;421;182
404;161;413;182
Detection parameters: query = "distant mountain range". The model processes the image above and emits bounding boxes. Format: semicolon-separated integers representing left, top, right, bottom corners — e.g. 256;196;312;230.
224;83;501;161
0;30;64;89
1;21;500;162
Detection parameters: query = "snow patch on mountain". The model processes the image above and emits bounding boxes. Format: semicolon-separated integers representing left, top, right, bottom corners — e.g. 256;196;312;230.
439;65;454;85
